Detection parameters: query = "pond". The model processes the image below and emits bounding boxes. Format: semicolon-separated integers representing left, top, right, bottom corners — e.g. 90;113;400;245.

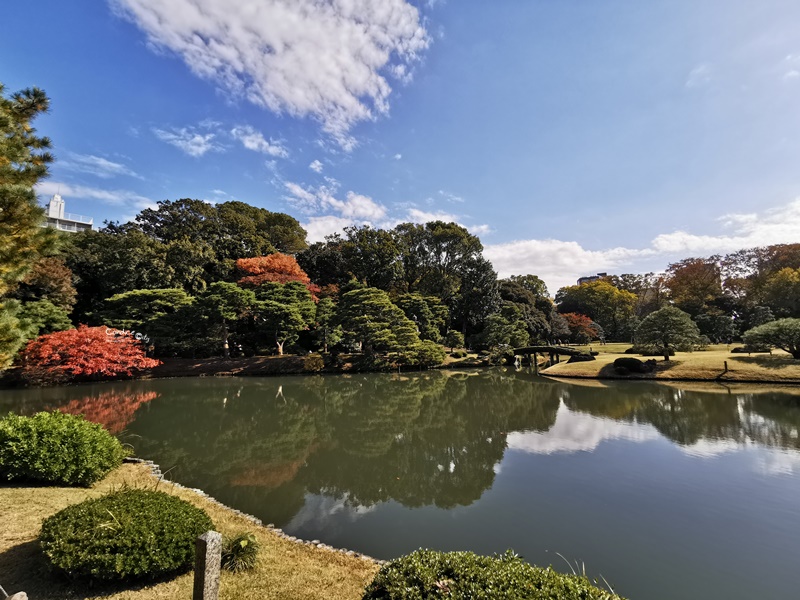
3;369;800;600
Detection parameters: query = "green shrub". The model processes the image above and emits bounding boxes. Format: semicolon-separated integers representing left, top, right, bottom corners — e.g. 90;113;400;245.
221;531;260;573
0;411;125;486
40;488;214;582
450;350;468;358
362;549;625;600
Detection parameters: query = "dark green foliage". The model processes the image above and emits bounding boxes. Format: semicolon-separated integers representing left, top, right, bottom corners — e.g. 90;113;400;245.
451;350;468;358
221;531;260;573
0;411;124;486
363;549;624;600
39;488;214;581
743;318;800;359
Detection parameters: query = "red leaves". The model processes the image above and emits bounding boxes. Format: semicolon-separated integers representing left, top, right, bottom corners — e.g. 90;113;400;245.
236;253;311;286
21;325;161;385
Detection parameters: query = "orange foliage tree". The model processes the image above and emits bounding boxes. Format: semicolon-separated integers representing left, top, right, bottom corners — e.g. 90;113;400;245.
561;312;601;343
21;325;161;385
236;253;320;298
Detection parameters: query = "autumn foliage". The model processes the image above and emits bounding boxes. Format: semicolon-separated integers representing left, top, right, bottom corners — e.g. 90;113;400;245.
561;312;601;342
21;325;160;385
236;253;320;299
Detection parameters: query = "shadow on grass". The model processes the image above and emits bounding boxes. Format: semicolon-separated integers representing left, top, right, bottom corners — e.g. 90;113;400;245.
0;539;189;599
729;356;799;371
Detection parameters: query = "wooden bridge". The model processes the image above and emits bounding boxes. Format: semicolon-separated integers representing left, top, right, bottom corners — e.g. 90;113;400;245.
511;345;595;374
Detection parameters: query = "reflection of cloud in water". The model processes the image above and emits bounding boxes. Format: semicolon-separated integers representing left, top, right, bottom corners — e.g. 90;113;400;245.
286;493;376;534
507;402;659;455
677;439;742;458
756;451;800;475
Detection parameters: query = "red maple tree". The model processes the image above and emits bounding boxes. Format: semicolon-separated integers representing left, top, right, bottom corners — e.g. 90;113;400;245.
236;253;320;299
561;312;601;342
22;325;161;385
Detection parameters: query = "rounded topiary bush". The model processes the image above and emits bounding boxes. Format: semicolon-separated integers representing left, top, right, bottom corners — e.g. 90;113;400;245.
40;489;214;582
0;411;125;486
363;549;625;600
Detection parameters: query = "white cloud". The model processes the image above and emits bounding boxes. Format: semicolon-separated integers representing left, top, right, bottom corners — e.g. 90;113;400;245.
35;181;155;211
438;190;463;203
303;215;358;243
485;239;650;292
231;125;288;157
403;208;490;237
485;198;800;293
60;153;141;179
686;63;712;88
152;126;221;157
113;0;430;149
393;153;402;160
309;160;324;173
285;180;387;223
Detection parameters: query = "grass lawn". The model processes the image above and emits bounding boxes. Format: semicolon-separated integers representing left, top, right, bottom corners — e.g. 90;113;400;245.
542;347;800;383
0;463;378;600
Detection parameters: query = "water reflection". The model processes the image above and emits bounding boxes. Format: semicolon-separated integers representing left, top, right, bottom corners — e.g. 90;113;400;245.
4;372;800;513
5;371;800;600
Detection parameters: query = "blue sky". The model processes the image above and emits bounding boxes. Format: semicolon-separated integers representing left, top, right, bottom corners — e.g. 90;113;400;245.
3;0;800;292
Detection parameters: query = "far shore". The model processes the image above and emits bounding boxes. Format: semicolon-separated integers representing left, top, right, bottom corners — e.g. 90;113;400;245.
540;347;800;385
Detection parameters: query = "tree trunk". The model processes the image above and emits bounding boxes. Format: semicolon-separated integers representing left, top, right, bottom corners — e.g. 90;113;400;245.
222;321;230;358
663;344;670;361
276;338;284;355
791;349;800;359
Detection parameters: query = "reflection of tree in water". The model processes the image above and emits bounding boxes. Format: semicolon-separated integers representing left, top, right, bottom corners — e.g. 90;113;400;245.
563;381;800;449
303;371;560;509
127;379;318;495
2;385;159;435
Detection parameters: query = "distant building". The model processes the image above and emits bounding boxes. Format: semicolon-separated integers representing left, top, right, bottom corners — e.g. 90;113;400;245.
42;194;93;232
577;272;607;286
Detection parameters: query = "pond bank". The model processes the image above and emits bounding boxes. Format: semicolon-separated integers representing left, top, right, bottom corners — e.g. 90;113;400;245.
0;462;379;600
541;349;800;384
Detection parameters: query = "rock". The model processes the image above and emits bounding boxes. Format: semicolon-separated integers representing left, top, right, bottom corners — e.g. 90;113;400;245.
613;357;656;374
9;593;28;600
566;353;595;363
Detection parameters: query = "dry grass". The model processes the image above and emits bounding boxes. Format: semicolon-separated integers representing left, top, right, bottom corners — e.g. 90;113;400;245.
0;464;378;600
542;348;800;383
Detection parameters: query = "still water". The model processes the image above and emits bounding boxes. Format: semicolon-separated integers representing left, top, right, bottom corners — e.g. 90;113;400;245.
3;369;800;599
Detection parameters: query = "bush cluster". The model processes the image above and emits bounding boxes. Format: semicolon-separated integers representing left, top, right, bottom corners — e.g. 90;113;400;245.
40;488;214;582
450;350;468;358
0;411;125;486
362;549;624;600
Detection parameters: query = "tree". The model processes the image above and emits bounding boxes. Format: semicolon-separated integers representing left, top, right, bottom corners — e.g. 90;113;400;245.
236;253;318;300
337;287;420;354
665;257;723;316
21;325;160;385
393;221;484;302
99;288;194;330
635;306;701;360
478;304;529;350
17;299;72;337
395;293;449;343
296;240;348;287
555;280;636;341
759;267;800;318
444;330;465;351
450;257;500;337
0;84;56;297
312;297;342;353
254;281;316;355
196;282;257;357
506;274;548;298
743;319;800;359
339;226;402;290
10;256;77;312
561;312;601;345
694;312;736;344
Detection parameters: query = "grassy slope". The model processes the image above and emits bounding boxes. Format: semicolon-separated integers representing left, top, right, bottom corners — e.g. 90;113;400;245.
0;464;378;600
542;345;800;383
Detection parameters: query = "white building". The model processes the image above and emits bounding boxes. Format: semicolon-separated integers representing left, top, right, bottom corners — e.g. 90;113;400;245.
42;194;93;232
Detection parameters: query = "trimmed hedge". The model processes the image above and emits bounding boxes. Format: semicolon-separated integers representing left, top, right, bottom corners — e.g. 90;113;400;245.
40;488;214;582
0;411;125;486
363;549;625;600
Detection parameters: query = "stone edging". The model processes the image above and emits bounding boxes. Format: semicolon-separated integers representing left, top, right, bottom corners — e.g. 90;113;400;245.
123;457;387;566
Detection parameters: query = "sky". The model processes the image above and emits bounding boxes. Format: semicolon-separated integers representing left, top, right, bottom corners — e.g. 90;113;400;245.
3;0;800;293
